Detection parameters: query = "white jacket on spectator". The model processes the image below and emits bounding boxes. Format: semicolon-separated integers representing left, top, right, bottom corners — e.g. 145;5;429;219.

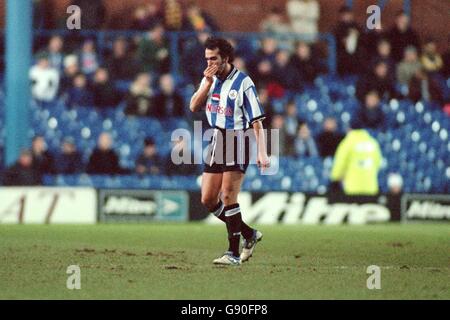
29;64;60;102
286;0;320;42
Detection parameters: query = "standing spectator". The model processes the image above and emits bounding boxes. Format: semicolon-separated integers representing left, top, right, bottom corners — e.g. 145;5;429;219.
260;6;291;35
408;69;444;105
286;0;320;42
60;54;79;94
106;37;139;81
354;91;385;129
420;39;444;75
2;150;41;186
387;11;420;63
124;73;154;117
92;68;122;109
333;6;364;76
316;117;344;158
67;73;94;108
289;41;322;84
87;132;123;175
152;73;184;118
136;24;170;74
330;121;382;195
356;61;396;102
396;46;422;86
29;53;60;102
55;138;84;174
71;0;106;30
135;138;164;175
295;122;319;158
78;39;99;76
186;2;219;32
31;136;55;176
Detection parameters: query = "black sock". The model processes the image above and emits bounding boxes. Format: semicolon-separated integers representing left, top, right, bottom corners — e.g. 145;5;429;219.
224;204;242;257
213;201;254;240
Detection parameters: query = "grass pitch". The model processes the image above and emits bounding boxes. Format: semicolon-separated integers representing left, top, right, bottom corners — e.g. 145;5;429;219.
0;223;448;299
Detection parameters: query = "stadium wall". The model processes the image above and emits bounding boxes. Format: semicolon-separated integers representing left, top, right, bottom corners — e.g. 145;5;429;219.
1;187;448;224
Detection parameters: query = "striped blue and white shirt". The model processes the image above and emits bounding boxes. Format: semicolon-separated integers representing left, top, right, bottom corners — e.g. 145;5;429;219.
200;66;265;130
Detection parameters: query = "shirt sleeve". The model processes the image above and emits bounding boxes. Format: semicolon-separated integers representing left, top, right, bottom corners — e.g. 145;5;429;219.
242;81;265;124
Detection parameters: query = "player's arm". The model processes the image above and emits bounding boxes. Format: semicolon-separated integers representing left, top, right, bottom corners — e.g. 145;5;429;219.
189;65;218;112
252;120;270;169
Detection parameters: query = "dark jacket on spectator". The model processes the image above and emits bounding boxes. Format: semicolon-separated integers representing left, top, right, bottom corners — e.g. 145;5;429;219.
92;81;122;108
408;74;444;105
152;92;185;118
354;104;385;129
55;152;84;174
2;163;42;186
387;26;420;62
86;148;122;174
316;131;345;158
356;72;397;102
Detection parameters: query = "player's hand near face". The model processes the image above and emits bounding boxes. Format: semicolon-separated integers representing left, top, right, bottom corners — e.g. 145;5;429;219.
203;65;219;84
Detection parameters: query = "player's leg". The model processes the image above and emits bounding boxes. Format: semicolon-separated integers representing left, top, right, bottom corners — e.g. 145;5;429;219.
201;172;223;216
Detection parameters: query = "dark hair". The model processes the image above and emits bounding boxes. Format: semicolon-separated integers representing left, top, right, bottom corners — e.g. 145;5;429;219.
204;37;235;62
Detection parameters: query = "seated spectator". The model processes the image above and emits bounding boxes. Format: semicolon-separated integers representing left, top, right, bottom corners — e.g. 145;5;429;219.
39;35;65;72
135;138;164;175
2;149;41;186
295;122;319;157
92;68;122;109
420;39;444;75
253;59;275;93
186;2;219;32
260;6;291;35
396;46;422;86
124;73;154;117
286;0;320;43
267;114;287;156
130;3;162;31
31;135;55;176
55;137;84;174
272;49;302;92
387;11;420;63
136;24;170;73
87;132;123;175
251;37;278;69
363;21;387;59
408;69;444;105
316;117;344;158
284;101;300;156
106;37;139;81
78;38;99;76
29;53;60;102
369;39;395;81
354;90;385;129
333;6;364;76
67;73;94;108
153;73;184;118
356;60;396;102
289;41;323;84
60;54;80;94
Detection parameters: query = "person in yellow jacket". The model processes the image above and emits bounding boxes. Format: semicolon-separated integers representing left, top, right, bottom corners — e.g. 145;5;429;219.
330;122;383;195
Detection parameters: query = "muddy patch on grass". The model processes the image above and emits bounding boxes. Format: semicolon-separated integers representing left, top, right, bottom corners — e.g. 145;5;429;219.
387;242;412;248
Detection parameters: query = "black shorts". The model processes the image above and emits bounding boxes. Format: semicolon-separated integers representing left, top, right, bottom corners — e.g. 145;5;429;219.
203;128;251;174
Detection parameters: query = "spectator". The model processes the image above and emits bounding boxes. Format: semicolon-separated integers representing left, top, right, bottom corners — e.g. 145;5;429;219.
87;132;123;175
284;101;299;156
60;54;80;94
330;120;382;195
356;60;396;102
273;49;302;92
153;73;184;118
186;2;219;32
267;114;287;156
252;59;274;93
420;39;444;75
333;6;364;76
2;150;41;186
286;0;320;42
55;137;84;174
354;90;385;129
106;37;139;81
67;73;94;108
160;0;187;31
387;11;420;62
78;39;99;76
408;69;444;105
92;68;122;109
260;6;291;35
181;31;210;85
396;46;422;86
136;24;170;73
442;36;450;79
135;138;164;175
316;117;344;158
363;21;387;58
31;136;55;176
124;73;154;117
29;53;60;102
387;172;403;221
370;39;395;81
39;35;65;72
294;122;319;158
130;3;162;31
388;173;403;195
289;41;322;84
70;0;106;30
